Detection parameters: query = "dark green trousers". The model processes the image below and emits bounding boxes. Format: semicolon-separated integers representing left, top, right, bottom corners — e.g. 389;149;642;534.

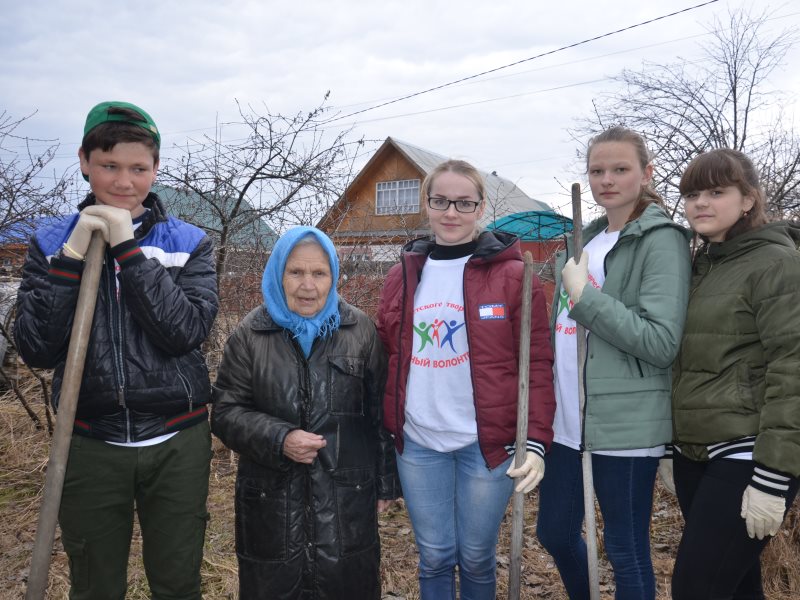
59;420;211;600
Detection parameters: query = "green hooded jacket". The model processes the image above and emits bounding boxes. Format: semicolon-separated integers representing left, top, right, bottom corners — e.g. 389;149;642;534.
672;222;800;477
552;203;691;450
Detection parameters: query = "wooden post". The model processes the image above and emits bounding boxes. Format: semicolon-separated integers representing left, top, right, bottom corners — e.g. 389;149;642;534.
508;251;534;600
571;182;601;600
26;232;105;600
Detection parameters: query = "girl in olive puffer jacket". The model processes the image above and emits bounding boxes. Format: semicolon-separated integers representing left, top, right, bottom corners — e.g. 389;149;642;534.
670;148;800;599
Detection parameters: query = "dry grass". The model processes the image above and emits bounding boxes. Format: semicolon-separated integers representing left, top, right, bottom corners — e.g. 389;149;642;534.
1;387;798;599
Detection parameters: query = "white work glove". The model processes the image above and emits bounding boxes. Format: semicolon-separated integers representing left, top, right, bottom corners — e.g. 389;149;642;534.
64;213;110;259
562;251;590;304
82;205;135;247
657;458;676;495
506;452;545;493
740;485;786;540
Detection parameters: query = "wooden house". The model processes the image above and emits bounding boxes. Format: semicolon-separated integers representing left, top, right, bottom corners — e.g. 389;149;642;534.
317;137;555;264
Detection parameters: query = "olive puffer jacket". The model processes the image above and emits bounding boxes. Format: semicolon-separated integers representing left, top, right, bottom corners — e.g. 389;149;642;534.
211;302;399;600
14;193;218;442
672;222;800;478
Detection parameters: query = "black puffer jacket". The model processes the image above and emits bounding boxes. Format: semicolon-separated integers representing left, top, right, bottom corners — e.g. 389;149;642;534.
15;193;218;442
211;302;399;600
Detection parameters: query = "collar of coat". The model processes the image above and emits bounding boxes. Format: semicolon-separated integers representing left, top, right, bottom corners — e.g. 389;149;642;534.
400;229;520;263
250;300;359;332
580;202;689;245
700;220;800;260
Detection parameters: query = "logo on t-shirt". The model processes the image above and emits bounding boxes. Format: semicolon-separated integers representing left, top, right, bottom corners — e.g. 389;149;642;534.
478;303;506;320
413;317;466;353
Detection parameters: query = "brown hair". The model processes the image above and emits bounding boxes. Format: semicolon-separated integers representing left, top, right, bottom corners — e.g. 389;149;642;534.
80;107;160;163
679;148;768;241
586;126;665;223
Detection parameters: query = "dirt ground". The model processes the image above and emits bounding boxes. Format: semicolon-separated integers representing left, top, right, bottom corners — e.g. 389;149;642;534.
1;391;799;599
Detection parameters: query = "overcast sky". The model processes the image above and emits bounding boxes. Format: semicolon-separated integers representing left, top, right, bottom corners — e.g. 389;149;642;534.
3;0;799;221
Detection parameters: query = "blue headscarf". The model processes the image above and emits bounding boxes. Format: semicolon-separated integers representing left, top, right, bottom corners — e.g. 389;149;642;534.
262;226;340;357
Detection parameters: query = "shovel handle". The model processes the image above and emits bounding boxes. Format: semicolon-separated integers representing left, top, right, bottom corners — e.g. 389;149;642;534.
26;231;105;599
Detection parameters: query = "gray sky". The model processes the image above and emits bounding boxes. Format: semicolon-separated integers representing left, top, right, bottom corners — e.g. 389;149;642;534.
3;0;799;220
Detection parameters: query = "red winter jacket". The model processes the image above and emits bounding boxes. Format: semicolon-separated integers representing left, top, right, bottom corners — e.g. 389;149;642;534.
377;231;555;469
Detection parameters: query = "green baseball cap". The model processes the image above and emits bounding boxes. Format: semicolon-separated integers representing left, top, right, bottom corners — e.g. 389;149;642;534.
83;101;161;148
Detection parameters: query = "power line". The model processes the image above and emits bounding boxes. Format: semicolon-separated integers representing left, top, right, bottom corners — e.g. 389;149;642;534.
324;78;608;129
322;0;721;125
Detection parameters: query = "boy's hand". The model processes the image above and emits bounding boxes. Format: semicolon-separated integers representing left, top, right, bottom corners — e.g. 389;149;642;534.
65;213;110;259
82;205;135;247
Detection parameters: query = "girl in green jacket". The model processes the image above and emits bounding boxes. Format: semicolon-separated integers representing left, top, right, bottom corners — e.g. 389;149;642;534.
537;127;691;599
670;148;800;599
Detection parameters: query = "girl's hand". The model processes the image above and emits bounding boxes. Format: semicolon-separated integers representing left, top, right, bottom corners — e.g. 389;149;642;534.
741;485;786;539
506;452;545;493
562;252;590;304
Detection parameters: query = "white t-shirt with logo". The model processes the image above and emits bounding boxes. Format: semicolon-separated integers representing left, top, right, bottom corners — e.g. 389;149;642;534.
552;228;664;458
403;255;477;452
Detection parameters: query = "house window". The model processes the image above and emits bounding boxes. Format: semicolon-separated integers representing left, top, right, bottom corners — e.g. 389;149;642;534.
376;179;420;215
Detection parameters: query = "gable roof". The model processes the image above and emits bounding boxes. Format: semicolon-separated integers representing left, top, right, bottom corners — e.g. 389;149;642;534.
389;137;553;225
153;183;276;250
318;137;553;232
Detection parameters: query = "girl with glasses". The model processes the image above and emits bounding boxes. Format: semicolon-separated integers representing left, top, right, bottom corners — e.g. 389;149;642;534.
377;159;556;599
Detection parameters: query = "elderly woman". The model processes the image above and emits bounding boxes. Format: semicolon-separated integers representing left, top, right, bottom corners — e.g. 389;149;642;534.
211;226;399;599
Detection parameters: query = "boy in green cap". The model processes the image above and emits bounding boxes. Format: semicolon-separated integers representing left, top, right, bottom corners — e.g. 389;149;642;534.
15;101;218;599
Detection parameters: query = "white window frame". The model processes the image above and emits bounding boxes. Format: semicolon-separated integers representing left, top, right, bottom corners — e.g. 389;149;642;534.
376;179;420;215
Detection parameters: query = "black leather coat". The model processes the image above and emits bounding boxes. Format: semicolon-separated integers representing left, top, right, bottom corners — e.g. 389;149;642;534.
211;301;399;600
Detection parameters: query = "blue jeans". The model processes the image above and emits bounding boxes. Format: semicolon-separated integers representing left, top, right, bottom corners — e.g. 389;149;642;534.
396;438;514;600
536;442;658;600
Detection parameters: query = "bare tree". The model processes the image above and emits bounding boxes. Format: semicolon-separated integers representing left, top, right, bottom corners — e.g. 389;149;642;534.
158;98;363;279
0;110;71;429
574;9;800;218
0;111;70;242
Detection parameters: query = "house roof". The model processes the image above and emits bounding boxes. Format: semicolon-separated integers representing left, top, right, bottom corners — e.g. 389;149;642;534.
318;137;554;234
388;137;553;226
153;184;276;249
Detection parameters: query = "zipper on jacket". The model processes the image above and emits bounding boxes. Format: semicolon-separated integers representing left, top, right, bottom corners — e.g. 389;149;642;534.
289;337;317;564
395;254;410;447
461;262;492;469
105;253;130;441
175;360;194;412
579;331;590;453
288;336;313;429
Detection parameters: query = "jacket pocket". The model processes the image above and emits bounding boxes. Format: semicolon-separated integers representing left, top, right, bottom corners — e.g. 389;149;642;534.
736;363;762;412
235;475;289;561
334;467;377;557
328;356;366;416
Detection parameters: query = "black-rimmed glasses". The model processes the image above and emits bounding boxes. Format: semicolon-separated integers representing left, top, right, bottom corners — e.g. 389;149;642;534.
427;196;482;213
